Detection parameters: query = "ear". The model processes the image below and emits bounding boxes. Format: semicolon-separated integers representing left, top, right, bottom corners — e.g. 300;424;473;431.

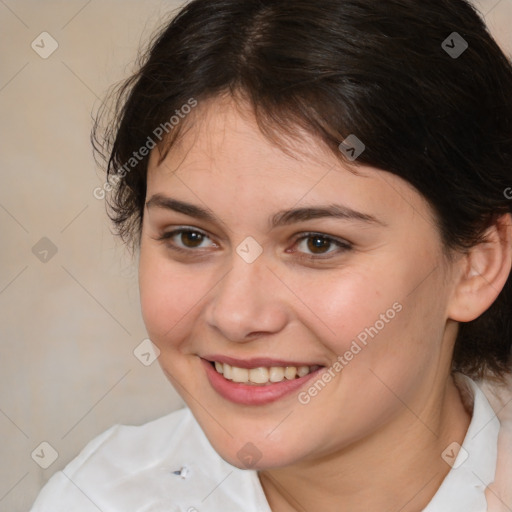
447;213;512;322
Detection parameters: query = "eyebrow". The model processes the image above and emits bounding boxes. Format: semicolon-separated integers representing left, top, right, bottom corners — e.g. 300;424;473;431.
145;194;386;229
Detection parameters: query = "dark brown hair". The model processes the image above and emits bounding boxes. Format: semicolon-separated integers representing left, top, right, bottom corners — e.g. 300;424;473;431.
93;0;512;380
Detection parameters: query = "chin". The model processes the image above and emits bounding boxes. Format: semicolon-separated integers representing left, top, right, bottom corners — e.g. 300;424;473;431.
206;432;303;471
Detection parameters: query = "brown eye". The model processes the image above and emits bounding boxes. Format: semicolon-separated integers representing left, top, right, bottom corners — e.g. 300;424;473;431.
306;235;333;254
157;228;216;252
179;231;205;248
293;233;352;258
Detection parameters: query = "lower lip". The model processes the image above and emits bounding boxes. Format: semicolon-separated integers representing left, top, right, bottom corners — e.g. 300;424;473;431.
202;359;324;406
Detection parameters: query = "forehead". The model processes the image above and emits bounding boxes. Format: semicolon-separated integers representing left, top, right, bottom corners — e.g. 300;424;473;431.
149;95;340;179
146;96;434;229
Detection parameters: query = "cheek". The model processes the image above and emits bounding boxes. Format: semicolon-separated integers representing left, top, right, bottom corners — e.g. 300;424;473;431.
338;294;448;422
293;264;403;351
138;249;207;343
308;260;446;377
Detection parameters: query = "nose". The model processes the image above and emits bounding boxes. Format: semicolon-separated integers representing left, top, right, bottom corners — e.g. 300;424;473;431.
204;250;289;343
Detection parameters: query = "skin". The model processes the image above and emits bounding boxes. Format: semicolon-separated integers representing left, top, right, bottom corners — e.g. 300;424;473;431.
138;95;511;511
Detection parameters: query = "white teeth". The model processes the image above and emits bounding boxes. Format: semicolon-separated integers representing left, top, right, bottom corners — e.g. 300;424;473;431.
249;367;269;384
284;366;297;380
212;362;317;385
297;366;310;377
269;366;285;382
231;366;249;383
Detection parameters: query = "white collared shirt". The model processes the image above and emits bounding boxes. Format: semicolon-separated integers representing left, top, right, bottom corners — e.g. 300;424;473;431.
422;375;499;511
30;375;500;512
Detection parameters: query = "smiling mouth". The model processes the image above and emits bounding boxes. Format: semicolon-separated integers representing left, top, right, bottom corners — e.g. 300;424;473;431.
210;361;322;385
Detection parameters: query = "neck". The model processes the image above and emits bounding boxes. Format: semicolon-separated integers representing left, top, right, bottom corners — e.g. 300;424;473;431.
259;374;471;512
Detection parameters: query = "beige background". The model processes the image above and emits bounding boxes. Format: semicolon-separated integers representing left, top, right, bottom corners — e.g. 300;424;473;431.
0;1;511;510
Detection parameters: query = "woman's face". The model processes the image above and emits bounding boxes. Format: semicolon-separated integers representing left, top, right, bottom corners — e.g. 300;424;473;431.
139;96;460;470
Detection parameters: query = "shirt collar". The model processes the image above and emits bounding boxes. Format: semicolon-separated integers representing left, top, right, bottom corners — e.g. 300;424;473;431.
179;373;499;511
422;374;500;512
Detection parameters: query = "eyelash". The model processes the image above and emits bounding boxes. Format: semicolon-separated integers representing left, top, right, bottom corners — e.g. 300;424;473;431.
155;227;352;260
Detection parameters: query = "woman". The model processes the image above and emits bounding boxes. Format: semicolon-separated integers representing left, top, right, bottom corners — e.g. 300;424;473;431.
31;0;512;510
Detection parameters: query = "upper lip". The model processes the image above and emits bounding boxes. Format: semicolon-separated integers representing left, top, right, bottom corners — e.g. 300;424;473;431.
202;355;324;369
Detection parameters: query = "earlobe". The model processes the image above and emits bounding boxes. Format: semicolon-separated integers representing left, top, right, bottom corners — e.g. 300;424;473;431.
447;213;512;323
